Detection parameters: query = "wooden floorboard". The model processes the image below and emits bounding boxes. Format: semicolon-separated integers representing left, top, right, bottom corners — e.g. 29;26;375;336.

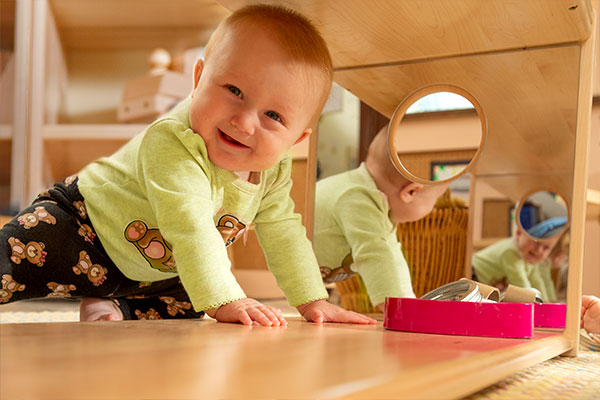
0;317;566;399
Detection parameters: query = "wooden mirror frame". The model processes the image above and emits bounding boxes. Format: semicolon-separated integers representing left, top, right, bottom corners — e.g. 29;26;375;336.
387;84;487;185
516;187;571;241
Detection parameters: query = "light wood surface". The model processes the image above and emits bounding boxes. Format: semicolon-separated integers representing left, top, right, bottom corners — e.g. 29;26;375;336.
563;8;597;355
0;1;15;50
335;46;580;179
0;318;569;400
221;0;593;69
49;0;231;50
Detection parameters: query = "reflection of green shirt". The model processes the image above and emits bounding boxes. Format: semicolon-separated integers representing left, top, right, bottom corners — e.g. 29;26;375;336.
472;238;557;302
313;163;415;306
79;97;327;312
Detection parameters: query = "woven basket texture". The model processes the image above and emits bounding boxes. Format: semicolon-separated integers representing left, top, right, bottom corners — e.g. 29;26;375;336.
336;192;468;312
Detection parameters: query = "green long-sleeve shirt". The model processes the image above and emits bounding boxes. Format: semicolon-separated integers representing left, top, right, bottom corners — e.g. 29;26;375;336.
472;238;557;302
78;97;327;312
313;163;415;306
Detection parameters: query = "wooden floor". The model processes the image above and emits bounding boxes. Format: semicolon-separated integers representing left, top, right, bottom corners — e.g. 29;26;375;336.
1;316;570;400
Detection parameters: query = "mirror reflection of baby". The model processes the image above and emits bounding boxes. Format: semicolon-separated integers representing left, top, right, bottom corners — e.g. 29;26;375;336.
314;125;449;312
471;218;568;303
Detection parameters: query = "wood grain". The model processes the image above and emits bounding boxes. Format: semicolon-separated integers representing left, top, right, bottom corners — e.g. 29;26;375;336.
0;318;569;400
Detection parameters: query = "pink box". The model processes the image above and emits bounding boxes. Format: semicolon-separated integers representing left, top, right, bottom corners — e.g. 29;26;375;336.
534;303;566;328
384;297;534;338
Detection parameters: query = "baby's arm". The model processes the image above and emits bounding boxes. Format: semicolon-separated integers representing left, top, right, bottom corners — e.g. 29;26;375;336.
206;298;287;326
581;295;600;333
296;299;376;325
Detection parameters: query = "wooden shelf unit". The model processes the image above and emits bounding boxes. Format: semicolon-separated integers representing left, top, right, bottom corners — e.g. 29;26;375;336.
8;0;233;210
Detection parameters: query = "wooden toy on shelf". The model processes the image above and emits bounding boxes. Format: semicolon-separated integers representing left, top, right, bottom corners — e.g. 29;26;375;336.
117;48;192;123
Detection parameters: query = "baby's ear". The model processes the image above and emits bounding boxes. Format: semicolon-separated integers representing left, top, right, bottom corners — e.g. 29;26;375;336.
399;182;424;203
294;128;312;145
192;59;205;91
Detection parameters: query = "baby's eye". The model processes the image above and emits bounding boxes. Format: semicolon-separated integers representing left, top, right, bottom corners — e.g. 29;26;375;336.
265;110;282;122
227;85;242;98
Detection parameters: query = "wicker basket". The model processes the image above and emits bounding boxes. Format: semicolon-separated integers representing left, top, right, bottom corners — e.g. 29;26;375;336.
336;275;379;314
398;206;469;297
335;191;469;311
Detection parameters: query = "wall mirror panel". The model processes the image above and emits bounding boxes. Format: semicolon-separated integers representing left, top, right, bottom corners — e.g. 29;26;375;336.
317;43;580;316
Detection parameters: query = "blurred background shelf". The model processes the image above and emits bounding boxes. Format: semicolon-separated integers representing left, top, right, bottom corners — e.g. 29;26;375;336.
42;124;147;140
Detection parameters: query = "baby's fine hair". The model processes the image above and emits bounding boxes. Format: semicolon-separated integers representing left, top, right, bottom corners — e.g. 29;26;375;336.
203;4;333;123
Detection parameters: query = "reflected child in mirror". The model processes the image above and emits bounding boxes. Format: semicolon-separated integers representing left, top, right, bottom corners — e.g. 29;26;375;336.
0;4;377;326
471;217;568;303
313;125;449;312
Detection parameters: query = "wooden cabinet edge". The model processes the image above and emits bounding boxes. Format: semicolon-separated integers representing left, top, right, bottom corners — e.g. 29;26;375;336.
42;124;147;140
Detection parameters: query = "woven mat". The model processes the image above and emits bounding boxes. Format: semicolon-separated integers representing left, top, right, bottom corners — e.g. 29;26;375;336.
467;348;600;400
1;311;598;399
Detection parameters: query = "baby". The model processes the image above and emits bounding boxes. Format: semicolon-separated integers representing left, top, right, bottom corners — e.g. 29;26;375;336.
472;218;568;303
314;125;449;311
0;4;376;326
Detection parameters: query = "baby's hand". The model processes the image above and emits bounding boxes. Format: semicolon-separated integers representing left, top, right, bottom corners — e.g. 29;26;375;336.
581;295;600;334
206;298;287;327
296;299;377;325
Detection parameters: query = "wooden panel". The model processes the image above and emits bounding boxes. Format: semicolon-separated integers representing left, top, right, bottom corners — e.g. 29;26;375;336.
49;0;231;49
481;199;514;238
335;46;580;179
0;52;14;124
43;139;129;184
10;0;32;209
0;319;570;400
219;0;594;68
594;6;600;97
0;138;11;184
359;101;388;162
0;0;14;50
399;149;477;182
563;10;597;355
395;110;482;153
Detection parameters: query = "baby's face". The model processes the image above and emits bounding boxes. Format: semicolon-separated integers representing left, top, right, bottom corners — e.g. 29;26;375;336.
516;231;559;264
189;25;322;172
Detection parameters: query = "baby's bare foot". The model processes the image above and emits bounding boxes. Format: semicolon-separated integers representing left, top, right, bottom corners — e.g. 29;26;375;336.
80;297;124;321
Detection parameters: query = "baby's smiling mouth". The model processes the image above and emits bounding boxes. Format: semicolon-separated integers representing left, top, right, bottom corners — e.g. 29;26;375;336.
219;129;247;148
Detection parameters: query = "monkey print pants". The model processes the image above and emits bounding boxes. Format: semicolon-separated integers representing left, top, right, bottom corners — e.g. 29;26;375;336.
0;177;203;320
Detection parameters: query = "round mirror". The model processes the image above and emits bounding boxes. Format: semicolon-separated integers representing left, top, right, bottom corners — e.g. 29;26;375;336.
516;189;569;240
387;84;487;185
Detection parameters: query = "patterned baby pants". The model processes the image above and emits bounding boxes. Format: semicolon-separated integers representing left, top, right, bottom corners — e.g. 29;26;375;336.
0;177;202;320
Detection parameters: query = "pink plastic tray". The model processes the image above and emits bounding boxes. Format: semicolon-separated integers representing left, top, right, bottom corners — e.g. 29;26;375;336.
384;297;534;338
534;303;566;328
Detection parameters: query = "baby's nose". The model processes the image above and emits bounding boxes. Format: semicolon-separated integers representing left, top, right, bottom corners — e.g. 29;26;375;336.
230;111;257;136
